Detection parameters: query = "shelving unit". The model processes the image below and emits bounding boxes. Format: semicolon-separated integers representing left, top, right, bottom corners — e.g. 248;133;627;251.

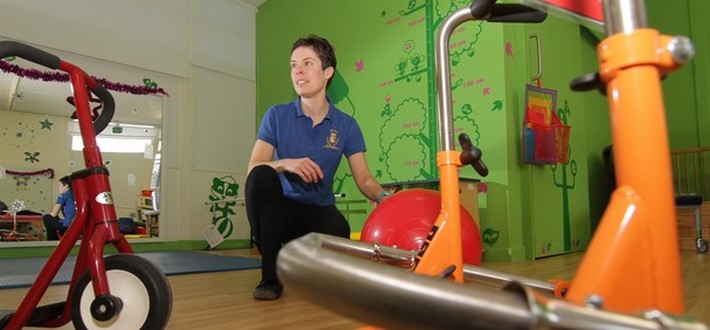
137;196;159;237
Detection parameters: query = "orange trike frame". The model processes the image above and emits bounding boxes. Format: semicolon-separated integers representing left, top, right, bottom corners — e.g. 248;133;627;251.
276;0;701;327
421;3;687;314
415;0;683;314
565;27;685;313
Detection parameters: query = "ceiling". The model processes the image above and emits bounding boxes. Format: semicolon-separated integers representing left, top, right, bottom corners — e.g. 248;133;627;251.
0;0;267;127
0;70;163;126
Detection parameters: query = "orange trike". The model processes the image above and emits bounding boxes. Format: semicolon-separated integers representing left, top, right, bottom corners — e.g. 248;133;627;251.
276;0;705;328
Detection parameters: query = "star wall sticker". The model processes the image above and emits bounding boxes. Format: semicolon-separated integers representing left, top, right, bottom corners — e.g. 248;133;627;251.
39;118;54;130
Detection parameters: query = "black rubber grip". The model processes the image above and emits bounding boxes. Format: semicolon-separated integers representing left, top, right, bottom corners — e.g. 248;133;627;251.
489;4;547;23
470;0;496;20
470;1;547;23
0;41;115;135
0;40;61;69
90;84;115;134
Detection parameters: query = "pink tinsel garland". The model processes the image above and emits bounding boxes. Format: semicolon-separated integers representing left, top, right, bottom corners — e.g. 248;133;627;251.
5;168;55;178
0;60;169;96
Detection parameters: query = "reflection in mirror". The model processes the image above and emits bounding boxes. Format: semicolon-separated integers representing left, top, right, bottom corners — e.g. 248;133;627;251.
0;56;164;244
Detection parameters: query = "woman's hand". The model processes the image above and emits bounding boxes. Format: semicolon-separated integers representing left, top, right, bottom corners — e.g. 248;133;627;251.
281;158;324;183
247;140;322;183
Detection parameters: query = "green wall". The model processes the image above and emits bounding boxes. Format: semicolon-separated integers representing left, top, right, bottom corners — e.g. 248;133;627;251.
257;0;518;258
647;0;709;149
496;14;606;260
686;0;710;146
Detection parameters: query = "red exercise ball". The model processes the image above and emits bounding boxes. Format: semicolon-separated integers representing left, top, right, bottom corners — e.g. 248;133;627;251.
361;189;482;265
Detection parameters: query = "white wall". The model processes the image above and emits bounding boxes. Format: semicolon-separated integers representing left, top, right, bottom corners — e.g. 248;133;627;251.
0;0;258;243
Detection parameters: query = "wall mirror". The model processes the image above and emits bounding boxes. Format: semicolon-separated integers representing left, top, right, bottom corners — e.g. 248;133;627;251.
0;52;165;245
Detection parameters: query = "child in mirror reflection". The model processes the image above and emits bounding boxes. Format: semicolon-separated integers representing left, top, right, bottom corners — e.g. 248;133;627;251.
42;176;76;240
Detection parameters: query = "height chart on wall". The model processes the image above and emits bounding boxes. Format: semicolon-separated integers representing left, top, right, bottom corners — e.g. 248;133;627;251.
373;5;432;183
331;0;506;186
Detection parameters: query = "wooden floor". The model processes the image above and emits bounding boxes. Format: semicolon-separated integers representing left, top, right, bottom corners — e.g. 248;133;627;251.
1;249;708;329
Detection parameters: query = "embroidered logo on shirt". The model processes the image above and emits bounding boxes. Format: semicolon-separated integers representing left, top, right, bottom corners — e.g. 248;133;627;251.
324;129;340;150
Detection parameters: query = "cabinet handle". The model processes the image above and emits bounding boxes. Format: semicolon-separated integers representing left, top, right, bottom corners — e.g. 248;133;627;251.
529;34;542;82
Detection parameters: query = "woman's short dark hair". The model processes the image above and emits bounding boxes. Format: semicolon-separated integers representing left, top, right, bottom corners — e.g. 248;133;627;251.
292;35;337;88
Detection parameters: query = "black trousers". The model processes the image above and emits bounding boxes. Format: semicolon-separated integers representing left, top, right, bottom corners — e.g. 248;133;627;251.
42;215;67;240
245;165;350;282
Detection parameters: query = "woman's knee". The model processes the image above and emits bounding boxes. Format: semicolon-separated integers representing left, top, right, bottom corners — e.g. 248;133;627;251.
336;220;351;238
246;165;280;194
248;165;278;181
42;214;56;224
325;210;351;238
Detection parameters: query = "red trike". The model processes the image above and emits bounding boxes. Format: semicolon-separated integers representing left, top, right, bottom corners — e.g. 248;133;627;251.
0;41;172;330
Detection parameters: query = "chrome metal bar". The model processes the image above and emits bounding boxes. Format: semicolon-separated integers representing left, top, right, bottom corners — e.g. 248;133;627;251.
604;0;647;35
464;264;557;294
528;34;543;81
315;233;559;293
509;282;708;330
277;233;708;330
277;233;531;330
318;233;417;268
436;7;474;151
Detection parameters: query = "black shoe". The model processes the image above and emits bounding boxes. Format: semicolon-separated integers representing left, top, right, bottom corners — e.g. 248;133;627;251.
252;279;283;300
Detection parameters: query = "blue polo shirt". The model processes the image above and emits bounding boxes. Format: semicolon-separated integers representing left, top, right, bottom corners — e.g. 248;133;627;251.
57;189;76;227
257;97;366;206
